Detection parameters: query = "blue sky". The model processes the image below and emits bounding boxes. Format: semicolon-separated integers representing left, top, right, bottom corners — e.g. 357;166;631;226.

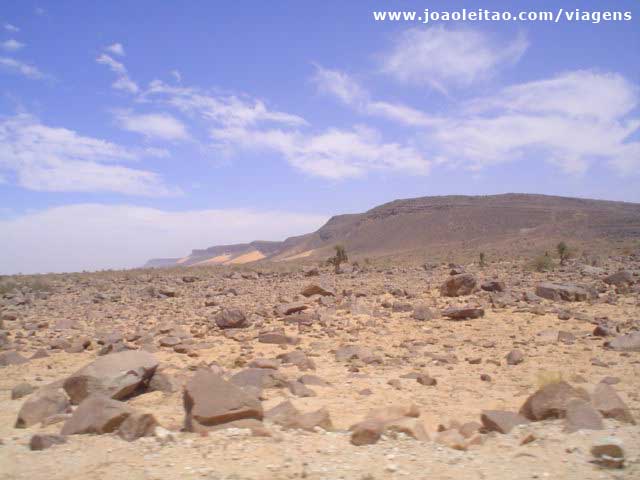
1;1;639;273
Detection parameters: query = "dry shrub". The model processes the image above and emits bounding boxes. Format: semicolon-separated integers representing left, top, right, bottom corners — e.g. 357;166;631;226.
536;370;563;388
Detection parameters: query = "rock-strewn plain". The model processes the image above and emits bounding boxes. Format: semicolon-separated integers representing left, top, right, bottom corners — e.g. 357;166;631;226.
1;252;639;479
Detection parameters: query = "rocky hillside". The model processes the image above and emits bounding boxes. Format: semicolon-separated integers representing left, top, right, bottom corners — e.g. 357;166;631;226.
145;194;640;267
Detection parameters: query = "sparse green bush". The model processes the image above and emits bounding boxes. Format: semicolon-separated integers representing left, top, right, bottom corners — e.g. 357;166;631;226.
557;241;570;266
529;253;554;272
327;244;348;272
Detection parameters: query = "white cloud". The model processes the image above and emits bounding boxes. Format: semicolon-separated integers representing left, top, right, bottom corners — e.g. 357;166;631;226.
115;110;190;141
0;56;43;79
467;70;638;122
0;204;330;274
0;114;177;196
4;23;19;32
96;53;139;93
35;7;45;16
105;43;125;56
1;39;24;52
212;124;430;179
171;69;182;82
144;80;307;127
382;27;528;92
428;71;640;174
312;66;367;105
312;65;439;127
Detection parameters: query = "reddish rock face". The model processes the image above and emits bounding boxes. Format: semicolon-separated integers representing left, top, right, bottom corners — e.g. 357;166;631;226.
440;274;477;297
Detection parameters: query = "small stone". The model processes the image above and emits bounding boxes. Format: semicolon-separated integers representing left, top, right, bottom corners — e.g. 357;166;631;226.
506;350;524;365
11;382;35;400
29;434;66;451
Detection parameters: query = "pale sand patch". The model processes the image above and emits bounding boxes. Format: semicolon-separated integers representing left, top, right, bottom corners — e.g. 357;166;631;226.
192;254;231;266
275;249;316;261
175;256;191;264
226;250;265;264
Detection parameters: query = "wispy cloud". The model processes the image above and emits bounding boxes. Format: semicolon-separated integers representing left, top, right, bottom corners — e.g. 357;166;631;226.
428;71;640;174
144;80;308;127
211;124;430;179
105;42;125;56
170;69;182;82
0;114;177;196
1;39;25;52
115;110;190;141
312;65;439;127
96;53;139;93
0;204;329;274
382;27;528;92
4;23;19;32
0;56;44;79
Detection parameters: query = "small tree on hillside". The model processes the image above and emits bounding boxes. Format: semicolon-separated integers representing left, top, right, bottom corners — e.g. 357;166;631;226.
479;252;486;267
328;244;348;272
557;241;570;266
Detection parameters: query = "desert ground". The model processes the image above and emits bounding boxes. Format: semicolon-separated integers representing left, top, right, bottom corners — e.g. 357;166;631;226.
0;253;639;479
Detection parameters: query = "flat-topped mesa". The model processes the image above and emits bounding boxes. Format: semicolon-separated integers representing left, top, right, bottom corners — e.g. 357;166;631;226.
144;193;640;268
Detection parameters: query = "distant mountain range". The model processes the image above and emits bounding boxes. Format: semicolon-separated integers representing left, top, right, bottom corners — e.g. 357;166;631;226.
144;193;640;268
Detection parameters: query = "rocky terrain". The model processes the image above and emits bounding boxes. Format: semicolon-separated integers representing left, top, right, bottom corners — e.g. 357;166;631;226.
1;250;639;479
145;194;640;268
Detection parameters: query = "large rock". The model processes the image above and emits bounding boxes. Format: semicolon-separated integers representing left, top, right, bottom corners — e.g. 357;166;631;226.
301;284;335;297
118;412;159;441
603;270;634;286
61;394;133;435
481;410;529;434
183;368;263;431
442;306;484;320
0;350;29;367
519;381;589;421
15;388;70;428
214;308;249;329
63;350;159;404
535;283;596;302
29;434;66;451
605;332;640;352
481;280;505;292
229;368;287;391
265;401;332;431
564;399;603;432
591;383;635;424
440;274;477;297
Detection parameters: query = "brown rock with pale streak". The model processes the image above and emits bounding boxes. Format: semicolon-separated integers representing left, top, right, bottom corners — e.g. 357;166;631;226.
63;350;158;405
519;381;589;421
118;412;159;441
183;368;263;431
15;388;70;428
481;410;530;433
564;399;603;432
591;383;636;424
61;394;133;435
